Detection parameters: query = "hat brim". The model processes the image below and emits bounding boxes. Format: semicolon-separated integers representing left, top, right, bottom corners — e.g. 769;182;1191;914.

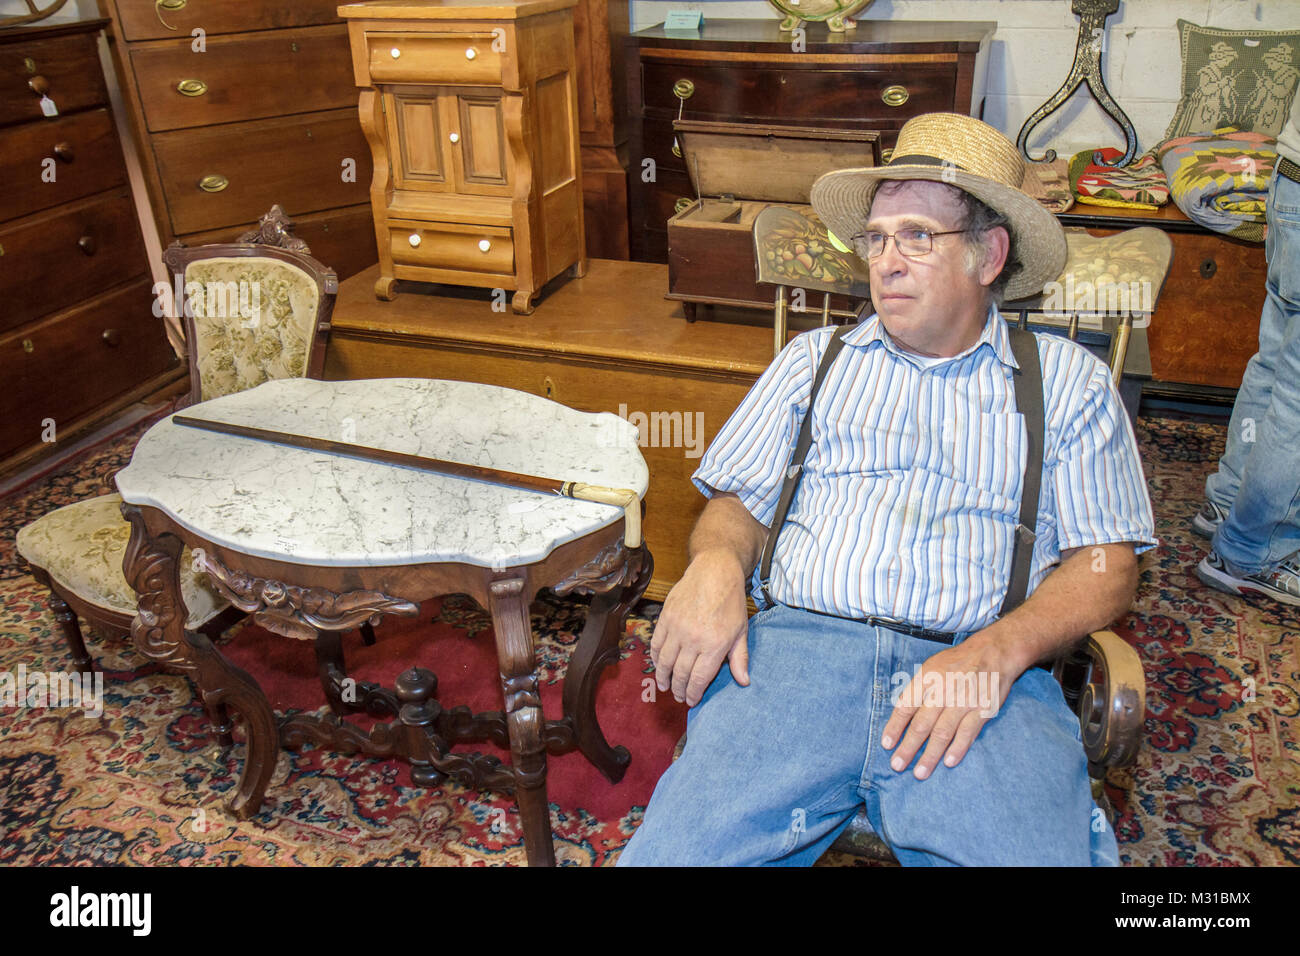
810;165;1067;301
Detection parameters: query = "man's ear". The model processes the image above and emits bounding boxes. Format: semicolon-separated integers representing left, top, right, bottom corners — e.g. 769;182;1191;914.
979;225;1011;287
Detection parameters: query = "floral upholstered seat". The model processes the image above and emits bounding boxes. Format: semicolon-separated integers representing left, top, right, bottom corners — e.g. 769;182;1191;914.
16;494;225;627
17;205;337;675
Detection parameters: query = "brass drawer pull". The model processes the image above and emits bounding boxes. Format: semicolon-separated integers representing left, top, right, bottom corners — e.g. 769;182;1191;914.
53;141;73;161
673;78;695;100
409;233;421;247
674;197;692;214
22;339;34;354
198;174;228;192
177;78;207;97
24;57;36;75
672;139;681;158
478;239;491;253
102;328;121;347
77;235;96;256
882;84;910;108
158;0;186;8
881;146;895;163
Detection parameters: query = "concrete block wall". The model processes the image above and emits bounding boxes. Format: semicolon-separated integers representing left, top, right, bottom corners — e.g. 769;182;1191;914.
629;0;1300;158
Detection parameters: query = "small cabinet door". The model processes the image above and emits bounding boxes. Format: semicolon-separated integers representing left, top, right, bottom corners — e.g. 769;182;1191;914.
384;87;511;197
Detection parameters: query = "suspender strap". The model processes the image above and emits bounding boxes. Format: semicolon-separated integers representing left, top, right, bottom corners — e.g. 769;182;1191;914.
758;325;852;605
1000;328;1045;616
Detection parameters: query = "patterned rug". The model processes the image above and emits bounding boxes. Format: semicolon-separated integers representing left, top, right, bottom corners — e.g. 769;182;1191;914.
1;413;1296;866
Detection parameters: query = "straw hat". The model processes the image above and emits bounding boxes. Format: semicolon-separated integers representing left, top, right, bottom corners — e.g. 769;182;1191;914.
810;113;1067;301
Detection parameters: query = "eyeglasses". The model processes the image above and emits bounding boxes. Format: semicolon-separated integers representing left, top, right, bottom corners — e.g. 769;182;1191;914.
849;227;971;260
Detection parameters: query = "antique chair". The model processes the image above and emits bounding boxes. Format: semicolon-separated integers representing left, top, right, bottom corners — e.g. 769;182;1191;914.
701;214;1174;861
15;206;358;709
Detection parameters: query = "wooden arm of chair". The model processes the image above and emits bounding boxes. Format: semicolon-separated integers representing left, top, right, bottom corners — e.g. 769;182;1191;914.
1055;628;1145;771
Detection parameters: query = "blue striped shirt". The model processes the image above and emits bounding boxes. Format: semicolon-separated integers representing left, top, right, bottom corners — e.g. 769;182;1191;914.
692;308;1157;634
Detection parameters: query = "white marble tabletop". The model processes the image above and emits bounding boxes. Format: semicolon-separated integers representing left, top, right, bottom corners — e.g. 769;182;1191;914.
115;378;649;568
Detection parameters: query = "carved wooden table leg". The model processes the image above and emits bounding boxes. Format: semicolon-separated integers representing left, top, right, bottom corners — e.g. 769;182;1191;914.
45;583;93;676
121;504;279;820
557;544;653;783
489;574;555;867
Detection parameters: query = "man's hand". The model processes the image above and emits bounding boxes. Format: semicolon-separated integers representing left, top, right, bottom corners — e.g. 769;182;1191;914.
650;549;752;707
880;542;1140;780
879;634;1022;780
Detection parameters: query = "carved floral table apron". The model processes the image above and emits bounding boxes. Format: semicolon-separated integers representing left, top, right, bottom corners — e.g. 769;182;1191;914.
115;378;651;866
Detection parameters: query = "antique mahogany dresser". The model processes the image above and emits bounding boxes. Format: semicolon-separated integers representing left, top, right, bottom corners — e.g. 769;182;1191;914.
340;0;587;314
0;19;179;475
624;18;994;262
96;0;377;279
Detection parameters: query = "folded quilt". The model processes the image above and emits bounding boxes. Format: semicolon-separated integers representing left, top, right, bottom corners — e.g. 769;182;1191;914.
1156;127;1277;241
1068;147;1170;210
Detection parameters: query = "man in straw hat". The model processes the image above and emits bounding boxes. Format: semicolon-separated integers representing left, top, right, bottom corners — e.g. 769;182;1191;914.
619;113;1155;866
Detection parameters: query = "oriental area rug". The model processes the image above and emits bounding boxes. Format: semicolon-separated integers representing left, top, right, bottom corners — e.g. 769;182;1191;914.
0;411;1296;867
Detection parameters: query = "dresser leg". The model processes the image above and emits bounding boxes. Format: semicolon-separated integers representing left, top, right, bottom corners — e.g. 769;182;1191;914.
489;575;555;866
375;275;398;300
569;258;588;279
511;289;536;315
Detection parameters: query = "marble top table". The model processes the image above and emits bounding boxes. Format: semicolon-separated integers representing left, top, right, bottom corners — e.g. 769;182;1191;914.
116;378;652;866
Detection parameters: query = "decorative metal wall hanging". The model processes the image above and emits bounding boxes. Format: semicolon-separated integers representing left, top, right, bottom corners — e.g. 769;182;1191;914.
1016;0;1139;167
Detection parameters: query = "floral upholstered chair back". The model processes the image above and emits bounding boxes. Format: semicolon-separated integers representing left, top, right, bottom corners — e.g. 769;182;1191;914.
162;206;337;405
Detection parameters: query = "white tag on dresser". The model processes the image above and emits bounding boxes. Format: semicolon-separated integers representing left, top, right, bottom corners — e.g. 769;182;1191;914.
39;95;58;117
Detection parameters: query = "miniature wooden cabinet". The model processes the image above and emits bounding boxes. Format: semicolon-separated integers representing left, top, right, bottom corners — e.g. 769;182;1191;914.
341;0;587;314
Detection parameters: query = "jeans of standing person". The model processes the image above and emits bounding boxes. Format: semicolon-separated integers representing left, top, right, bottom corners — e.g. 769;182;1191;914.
616;604;1118;866
1205;168;1300;574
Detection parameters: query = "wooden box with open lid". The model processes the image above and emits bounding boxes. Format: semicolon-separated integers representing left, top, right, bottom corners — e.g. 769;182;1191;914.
665;120;881;321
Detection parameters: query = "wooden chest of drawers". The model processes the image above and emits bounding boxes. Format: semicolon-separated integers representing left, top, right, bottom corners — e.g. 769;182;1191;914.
340;0;587;314
97;0;377;279
0;20;180;475
625;19;993;262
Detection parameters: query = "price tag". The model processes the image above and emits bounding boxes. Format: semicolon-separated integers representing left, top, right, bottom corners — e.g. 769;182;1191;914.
39;95;58;117
664;9;703;31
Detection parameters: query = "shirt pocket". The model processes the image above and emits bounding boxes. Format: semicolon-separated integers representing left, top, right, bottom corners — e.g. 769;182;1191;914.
927;409;1027;506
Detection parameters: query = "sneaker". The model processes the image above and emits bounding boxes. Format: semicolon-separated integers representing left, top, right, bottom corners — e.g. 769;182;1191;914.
1196;550;1300;607
1191;500;1229;539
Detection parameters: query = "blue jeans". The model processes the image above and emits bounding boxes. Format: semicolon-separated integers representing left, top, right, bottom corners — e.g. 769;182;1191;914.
617;605;1118;866
1206;169;1300;573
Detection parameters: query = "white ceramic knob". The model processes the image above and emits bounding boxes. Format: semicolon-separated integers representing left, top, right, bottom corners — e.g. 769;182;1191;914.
449;132;460;144
390;47;401;58
465;47;477;60
478;239;491;253
409;233;421;248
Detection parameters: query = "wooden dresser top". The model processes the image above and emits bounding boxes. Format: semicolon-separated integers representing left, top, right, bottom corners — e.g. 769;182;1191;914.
338;0;577;20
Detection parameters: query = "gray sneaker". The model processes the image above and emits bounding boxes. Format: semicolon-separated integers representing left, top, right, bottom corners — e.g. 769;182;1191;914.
1196;550;1300;607
1191;500;1229;539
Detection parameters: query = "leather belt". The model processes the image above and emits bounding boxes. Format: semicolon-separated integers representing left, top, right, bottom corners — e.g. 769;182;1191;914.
783;603;958;645
1279;156;1300;185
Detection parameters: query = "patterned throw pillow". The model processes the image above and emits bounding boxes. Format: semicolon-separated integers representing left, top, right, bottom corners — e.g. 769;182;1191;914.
1164;20;1300;141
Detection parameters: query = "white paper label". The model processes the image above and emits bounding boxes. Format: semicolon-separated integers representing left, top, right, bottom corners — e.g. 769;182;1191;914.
39;95;58;117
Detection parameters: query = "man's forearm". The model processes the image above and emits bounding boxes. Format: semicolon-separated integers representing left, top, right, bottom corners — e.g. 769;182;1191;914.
971;543;1140;675
686;493;770;576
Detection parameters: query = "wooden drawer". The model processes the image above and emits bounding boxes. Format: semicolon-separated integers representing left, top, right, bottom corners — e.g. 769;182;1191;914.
0;278;176;461
178;202;378;281
114;0;344;43
0;108;127;222
362;31;505;86
152;108;371;235
0;190;147;335
130;25;355;132
0;29;109;128
388;220;514;275
639;61;955;125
